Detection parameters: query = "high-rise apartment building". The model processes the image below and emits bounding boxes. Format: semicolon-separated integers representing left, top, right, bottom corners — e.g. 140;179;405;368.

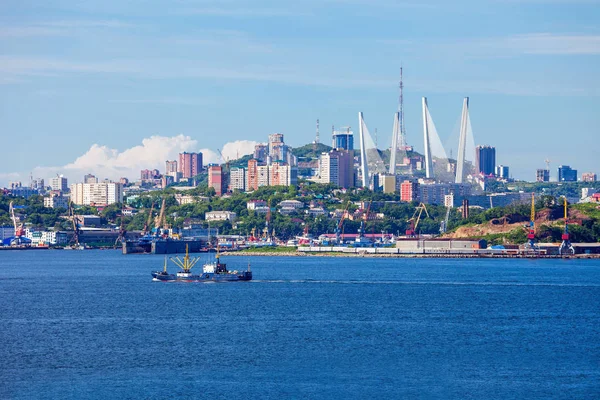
208;165;223;196
475;146;496;175
50;175;68;192
70;182;123;206
84;174;98;184
253;144;268;162
179;152;203;178
257;165;270;187
536;169;550;182
229;167;246;192
247;159;259;191
495;165;509;179
332;127;354;151
318;150;353;188
165;160;178;174
582;172;597;182
400;180;419;202
269;162;298;187
558;165;577;182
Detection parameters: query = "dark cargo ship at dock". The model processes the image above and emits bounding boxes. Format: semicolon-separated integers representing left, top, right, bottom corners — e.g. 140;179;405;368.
122;237;206;254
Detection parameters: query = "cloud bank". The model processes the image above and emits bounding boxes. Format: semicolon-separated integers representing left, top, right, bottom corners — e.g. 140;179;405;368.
2;135;258;186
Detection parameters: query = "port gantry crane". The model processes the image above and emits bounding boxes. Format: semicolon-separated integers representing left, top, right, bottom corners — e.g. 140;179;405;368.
525;193;537;252
141;202;155;237
263;199;273;241
69;200;82;247
406;203;429;237
335;201;350;244
9;201;25;246
153;198;167;238
440;204;451;234
357;200;372;240
114;204;127;249
559;197;575;256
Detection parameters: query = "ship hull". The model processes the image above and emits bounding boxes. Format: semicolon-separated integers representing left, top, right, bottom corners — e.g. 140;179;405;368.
151;271;252;282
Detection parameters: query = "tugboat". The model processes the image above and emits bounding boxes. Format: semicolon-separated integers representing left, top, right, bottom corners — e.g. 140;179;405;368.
151;245;252;282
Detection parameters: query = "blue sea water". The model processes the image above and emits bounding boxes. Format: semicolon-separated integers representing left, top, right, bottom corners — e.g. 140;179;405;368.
0;251;599;399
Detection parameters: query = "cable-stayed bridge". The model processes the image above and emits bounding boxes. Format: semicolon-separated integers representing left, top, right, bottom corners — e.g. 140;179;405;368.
358;97;477;188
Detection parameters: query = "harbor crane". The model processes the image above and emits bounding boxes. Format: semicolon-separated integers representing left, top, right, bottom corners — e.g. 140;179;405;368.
9;201;25;246
335;202;350;244
141;202;155;237
263;199;272;241
525;193;537;252
559;197;575;255
406;203;429;237
440;205;451;234
153;198;167;237
114;205;127;249
69;201;82;247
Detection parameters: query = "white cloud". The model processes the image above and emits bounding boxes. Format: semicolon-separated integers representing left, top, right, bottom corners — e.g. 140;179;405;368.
1;136;260;187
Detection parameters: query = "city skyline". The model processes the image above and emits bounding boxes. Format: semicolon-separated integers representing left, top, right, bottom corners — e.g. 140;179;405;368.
1;0;599;185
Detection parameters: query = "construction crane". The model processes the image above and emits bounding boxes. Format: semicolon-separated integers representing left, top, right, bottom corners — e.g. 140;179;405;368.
559;197;575;255
217;149;230;172
9;201;25;246
406;203;429;237
141;202;155;237
525;193;536;251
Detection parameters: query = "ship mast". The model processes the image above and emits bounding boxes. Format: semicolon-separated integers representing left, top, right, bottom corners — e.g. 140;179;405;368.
170;245;200;273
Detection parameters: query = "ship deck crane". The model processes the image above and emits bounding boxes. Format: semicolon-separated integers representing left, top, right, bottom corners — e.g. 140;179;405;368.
559;197;575;255
406;203;429;237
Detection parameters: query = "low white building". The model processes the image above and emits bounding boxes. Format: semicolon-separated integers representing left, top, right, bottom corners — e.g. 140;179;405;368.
24;229;68;245
305;207;326;216
278;200;304;209
247;200;267;210
121;207;138;216
44;194;69;209
175;194;208;205
205;211;237;222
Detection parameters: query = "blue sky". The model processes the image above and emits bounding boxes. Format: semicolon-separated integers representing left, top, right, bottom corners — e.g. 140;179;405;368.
0;0;599;184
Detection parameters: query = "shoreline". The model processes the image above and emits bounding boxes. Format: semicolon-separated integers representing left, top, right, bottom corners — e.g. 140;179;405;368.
222;251;600;259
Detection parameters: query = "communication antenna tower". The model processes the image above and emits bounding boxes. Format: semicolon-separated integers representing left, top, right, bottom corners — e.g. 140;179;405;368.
315;119;320;144
398;65;407;148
